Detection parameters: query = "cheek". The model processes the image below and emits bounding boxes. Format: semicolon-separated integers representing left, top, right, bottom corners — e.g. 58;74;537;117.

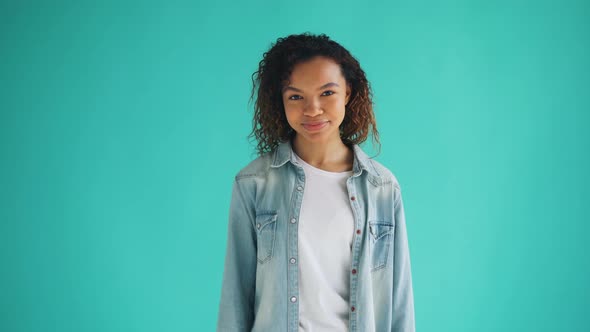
284;107;299;124
327;96;345;106
326;98;346;113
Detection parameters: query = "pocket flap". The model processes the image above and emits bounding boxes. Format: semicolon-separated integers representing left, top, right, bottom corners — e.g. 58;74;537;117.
255;211;278;232
368;221;394;240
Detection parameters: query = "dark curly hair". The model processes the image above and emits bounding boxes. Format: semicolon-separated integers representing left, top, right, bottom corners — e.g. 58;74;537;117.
248;32;381;156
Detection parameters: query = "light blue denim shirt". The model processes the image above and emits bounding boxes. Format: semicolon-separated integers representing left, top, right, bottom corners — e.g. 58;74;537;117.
217;140;415;332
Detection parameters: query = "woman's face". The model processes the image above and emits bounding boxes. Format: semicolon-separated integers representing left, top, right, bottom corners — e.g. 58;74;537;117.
282;56;351;146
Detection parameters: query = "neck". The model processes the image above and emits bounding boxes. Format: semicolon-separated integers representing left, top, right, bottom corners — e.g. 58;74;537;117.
291;135;353;172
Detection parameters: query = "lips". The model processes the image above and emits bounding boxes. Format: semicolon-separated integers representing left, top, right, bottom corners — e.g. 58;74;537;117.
302;121;329;131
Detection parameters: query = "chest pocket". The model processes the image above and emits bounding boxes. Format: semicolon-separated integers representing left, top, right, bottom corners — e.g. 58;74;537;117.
368;220;395;271
255;211;278;264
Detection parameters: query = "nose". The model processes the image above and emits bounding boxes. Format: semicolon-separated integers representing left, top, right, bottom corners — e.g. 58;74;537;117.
302;98;323;116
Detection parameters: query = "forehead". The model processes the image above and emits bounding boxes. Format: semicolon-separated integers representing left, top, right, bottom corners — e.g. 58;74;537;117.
287;56;346;86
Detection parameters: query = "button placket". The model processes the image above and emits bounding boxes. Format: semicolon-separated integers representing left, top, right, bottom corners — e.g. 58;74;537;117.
288;169;305;327
346;177;360;327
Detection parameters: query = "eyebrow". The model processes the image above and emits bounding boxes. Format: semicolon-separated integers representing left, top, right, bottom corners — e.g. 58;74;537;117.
282;82;340;93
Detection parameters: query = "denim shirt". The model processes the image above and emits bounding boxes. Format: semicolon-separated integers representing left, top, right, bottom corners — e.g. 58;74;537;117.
217;140;415;332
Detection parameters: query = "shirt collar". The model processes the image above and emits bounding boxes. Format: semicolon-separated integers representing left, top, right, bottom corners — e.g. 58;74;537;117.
270;139;380;178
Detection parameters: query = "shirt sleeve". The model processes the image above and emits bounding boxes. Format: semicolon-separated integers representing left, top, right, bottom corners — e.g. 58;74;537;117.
392;186;416;332
216;179;257;332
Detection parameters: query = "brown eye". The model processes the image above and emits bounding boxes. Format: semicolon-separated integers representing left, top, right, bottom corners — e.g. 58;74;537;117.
322;90;335;96
288;95;302;100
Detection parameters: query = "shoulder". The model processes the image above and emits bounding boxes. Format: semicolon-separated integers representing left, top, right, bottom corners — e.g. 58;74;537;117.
352;143;402;191
367;158;402;191
234;150;275;181
366;158;405;207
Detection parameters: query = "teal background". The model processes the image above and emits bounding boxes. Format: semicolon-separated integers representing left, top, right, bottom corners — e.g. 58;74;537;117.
1;1;589;331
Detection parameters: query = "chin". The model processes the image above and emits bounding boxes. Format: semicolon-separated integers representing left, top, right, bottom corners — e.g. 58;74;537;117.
297;130;339;144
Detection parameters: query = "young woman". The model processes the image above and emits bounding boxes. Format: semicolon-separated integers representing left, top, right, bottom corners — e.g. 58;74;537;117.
217;33;415;332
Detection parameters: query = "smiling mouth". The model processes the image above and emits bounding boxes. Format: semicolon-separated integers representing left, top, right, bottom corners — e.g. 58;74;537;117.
302;121;329;131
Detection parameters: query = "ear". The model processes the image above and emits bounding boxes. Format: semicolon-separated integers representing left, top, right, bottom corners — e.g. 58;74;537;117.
345;84;351;105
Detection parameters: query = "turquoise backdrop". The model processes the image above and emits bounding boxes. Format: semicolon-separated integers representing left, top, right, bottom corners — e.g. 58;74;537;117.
1;1;589;331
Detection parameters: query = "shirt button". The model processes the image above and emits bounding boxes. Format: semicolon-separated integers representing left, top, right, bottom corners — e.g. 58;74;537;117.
352;269;357;274
290;258;296;264
356;229;361;234
256;223;261;229
297;186;303;192
351;306;356;312
290;218;297;224
350;196;356;201
290;296;297;303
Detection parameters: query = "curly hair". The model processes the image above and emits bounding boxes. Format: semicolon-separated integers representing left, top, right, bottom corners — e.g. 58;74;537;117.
248;32;381;156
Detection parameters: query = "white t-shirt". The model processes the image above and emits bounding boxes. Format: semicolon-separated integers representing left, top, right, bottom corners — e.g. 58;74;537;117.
293;151;355;332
